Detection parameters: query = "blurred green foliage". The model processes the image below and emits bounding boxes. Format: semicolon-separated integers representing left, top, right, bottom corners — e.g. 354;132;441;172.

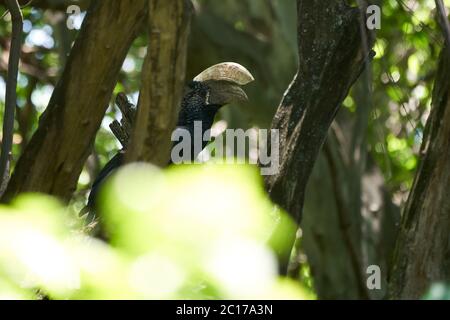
423;283;450;300
0;163;311;300
366;0;444;197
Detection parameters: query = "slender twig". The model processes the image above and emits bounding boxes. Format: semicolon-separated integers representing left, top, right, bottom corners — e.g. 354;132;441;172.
435;0;450;50
396;0;443;46
0;0;23;195
0;0;32;20
323;138;371;300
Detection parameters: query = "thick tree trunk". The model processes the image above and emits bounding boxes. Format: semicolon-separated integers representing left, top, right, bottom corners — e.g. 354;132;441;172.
127;0;192;165
389;50;450;299
265;0;373;269
2;1;148;202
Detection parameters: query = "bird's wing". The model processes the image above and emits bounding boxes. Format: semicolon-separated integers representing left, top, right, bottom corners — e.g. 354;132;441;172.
88;124;188;210
87;150;125;210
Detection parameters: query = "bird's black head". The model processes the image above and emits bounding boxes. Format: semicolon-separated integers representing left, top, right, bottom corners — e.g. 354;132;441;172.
174;63;254;161
177;81;218;128
177;62;254;128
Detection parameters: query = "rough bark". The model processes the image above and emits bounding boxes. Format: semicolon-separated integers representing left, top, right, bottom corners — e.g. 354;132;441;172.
389;50;450;299
265;1;372;224
264;1;373;269
2;1;148;202
126;0;192;166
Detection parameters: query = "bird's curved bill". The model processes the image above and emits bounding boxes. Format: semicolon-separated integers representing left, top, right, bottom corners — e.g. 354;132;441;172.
205;81;249;105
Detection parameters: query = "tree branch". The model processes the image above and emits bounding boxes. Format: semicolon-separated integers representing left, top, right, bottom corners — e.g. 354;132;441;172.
265;0;374;273
266;1;373;224
2;1;148;202
126;0;192;166
109;93;136;149
388;48;450;300
0;0;22;195
435;0;450;49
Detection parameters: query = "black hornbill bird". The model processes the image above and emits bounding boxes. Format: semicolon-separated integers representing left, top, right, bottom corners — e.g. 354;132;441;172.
86;62;254;216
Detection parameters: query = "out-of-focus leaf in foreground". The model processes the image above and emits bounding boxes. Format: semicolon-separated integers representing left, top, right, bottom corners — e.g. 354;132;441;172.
0;164;310;300
423;283;450;300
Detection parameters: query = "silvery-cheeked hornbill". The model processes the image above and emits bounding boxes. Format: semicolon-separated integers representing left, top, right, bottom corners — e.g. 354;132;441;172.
86;62;254;215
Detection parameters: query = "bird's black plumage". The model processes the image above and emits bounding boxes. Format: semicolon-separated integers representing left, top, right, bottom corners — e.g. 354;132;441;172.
86;81;222;211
